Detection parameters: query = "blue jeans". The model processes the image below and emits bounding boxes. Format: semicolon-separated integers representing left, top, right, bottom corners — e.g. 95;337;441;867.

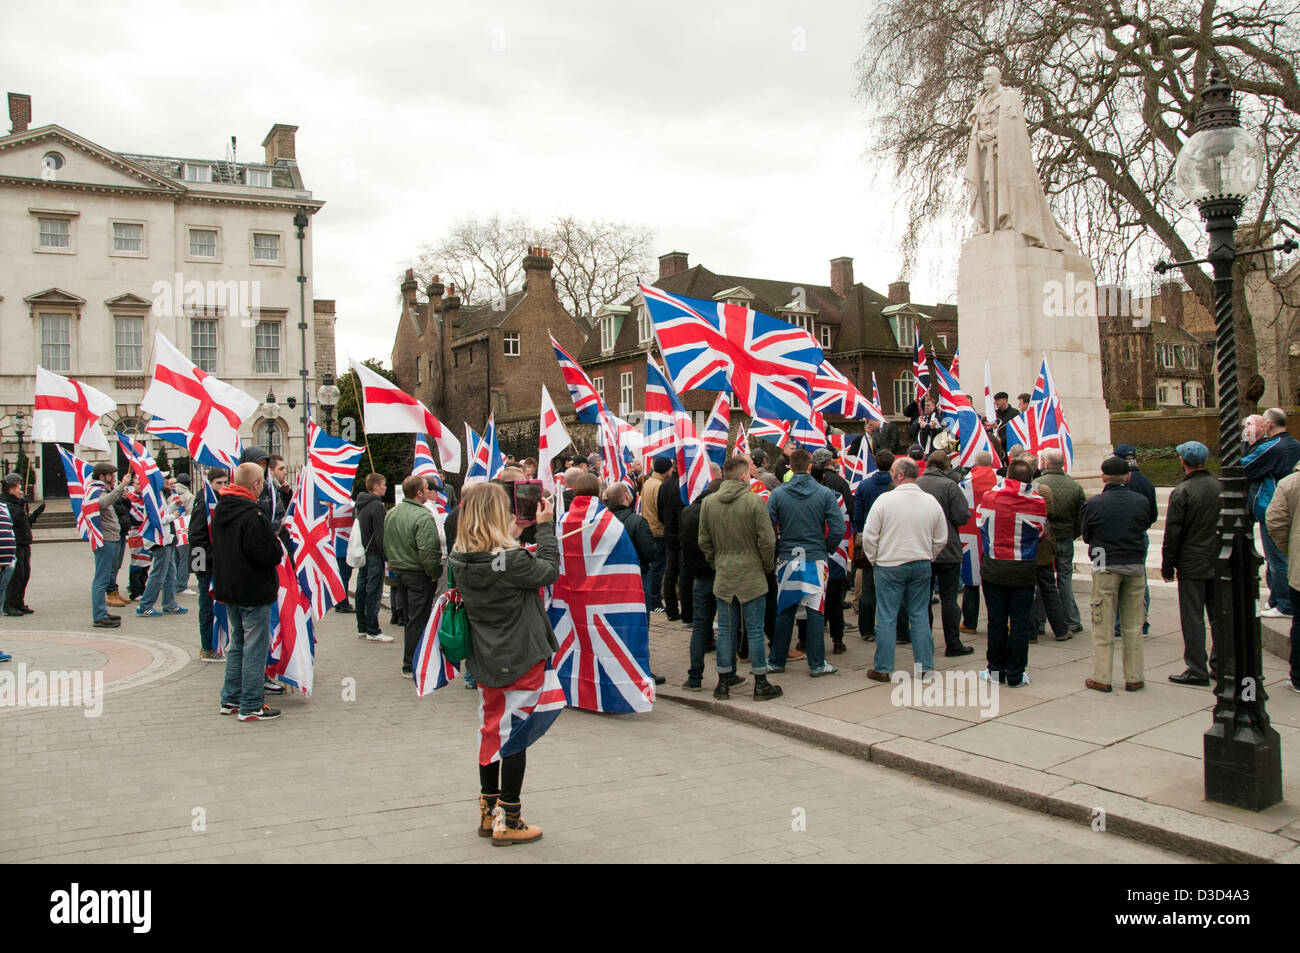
174;543;191;591
773;605;826;670
645;537;666;611
0;565;14;610
221;603;272;715
687;575;717;682
139;545;178;612
1261;528;1292;614
355;551;385;635
873;561;934;673
1055;538;1081;629
91;541;118;621
716;593;768;675
196;571;214;651
983;582;1035;685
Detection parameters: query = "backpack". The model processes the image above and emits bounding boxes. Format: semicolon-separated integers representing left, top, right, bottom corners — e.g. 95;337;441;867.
345;517;367;568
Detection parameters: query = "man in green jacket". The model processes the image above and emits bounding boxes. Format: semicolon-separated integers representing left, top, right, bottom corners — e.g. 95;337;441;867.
1035;448;1086;634
699;455;780;701
384;475;443;678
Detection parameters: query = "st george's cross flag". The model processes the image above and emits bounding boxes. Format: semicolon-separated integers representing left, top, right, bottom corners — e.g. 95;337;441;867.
33;366;117;452
146;415;241;469
984;358;997;424
732;420;749;457
140;332;258;465
775;555;828;617
538;385;572;498
478;658;567;766
350;358;461;472
641;285;823;423
266;548;316;695
701;391;731;467
412;593;459;695
56;446;102;549
116;433;168;546
306;417;363;505
813;360;885;421
286;466;346;620
546;494;653;713
550;331;606;424
976;478;1048;565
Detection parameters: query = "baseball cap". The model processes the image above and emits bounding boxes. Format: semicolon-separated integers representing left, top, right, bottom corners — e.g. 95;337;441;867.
811;448;834;468
1113;444;1137;459
1176;441;1209;466
1101;456;1129;476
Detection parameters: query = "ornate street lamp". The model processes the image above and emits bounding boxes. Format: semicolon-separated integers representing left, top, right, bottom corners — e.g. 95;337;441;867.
14;409;27;481
262;389;279;456
1158;67;1297;811
317;372;340;436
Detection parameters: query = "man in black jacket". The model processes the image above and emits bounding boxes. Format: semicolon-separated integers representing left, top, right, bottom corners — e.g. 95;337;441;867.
680;479;731;690
812;448;857;650
189;468;228;660
1162;441;1221;686
1081;456;1156;692
353;472;390;641
658;468;687;623
917;451;975;657
212;462;286;721
605;482;654;566
1114;443;1157;634
2;473;43;615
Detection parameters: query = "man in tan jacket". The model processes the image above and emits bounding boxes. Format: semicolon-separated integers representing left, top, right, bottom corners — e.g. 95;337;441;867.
1265;461;1300;693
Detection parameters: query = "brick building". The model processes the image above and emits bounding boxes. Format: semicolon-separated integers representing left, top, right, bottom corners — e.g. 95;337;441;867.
1097;282;1213;411
577;251;956;445
390;247;590;458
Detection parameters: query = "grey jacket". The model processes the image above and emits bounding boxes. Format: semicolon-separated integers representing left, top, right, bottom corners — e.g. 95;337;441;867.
93;481;128;544
450;522;560;689
916;469;969;563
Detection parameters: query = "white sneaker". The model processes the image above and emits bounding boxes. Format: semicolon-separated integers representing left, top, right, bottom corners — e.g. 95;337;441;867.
366;633;394;642
181;588;198;596
1259;606;1289;619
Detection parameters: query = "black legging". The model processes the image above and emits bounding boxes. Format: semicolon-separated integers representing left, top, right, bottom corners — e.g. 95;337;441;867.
479;750;527;802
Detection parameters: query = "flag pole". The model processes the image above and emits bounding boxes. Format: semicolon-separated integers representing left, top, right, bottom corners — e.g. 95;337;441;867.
346;368;378;474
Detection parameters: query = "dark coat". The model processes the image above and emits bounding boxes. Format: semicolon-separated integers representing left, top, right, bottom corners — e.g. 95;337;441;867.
1162;469;1221;580
1126;464;1159;525
916;469;969;563
1080;483;1156;569
211;490;283;606
658;475;683;541
450;522;560;688
3;495;33;547
853;470;893;534
188;491;212;571
355;492;387;556
767;473;845;564
680;490;715;577
609;504;655;567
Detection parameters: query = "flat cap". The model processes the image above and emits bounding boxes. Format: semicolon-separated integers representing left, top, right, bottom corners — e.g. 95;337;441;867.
1176;440;1209;466
1101;456;1130;476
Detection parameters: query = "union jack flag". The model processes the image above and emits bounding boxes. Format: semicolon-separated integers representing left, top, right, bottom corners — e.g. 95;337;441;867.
958;466;998;586
912;325;931;400
644;355;684;461
829;498;851;579
546;495;653;713
732;420;749;457
286;466;346;619
675;413;712;505
749;417;791;449
464;417;505;485
976;478;1047;563
932;359;1000;468
701;391;731;467
1032;355;1058;404
205;478;229;657
412;434;450;512
871;371;882;412
551;331;606;424
775;555;828;616
116;433;167;547
478;658;567;765
813;361;885;421
598;407;633;486
641;285;822;423
168;488;189;547
412;593;459;695
146;415;241;469
57;446;103;549
1005;396;1073;471
329;500;354;562
267;547;316;695
845;447;875;493
307;417;363;505
789;411;828;450
951;348;961;381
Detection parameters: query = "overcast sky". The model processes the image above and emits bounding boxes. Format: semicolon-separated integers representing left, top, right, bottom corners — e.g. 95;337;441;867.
5;0;965;367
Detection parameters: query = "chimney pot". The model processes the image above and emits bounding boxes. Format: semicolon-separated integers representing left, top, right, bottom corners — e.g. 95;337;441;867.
8;92;31;134
658;251;689;280
831;257;854;298
887;280;910;304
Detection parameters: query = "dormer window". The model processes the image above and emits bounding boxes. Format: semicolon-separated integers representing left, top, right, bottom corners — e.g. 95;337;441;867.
245;168;271;188
818;326;832;349
637;305;652;344
600;315;616;354
183;163;212;183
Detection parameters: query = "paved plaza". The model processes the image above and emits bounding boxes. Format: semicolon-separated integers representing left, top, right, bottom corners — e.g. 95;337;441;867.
1;541;1192;864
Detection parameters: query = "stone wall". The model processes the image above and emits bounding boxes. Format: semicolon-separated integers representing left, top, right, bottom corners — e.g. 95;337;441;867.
1108;410;1222;454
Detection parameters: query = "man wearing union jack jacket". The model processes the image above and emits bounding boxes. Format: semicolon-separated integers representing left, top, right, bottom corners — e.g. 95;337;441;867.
87;463;131;629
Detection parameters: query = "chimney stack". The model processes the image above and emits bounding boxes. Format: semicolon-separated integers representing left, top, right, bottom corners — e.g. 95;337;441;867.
400;268;418;312
830;257;854;298
887;280;910;305
658;251;689;279
1160;281;1184;329
261;123;298;164
8;92;31;134
523;246;554;295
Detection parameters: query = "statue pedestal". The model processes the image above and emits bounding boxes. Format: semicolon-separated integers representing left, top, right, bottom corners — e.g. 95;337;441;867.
957;231;1111;486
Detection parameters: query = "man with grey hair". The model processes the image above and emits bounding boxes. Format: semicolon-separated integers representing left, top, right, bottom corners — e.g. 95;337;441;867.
862;458;948;680
1035;447;1086;635
1246;408;1300;618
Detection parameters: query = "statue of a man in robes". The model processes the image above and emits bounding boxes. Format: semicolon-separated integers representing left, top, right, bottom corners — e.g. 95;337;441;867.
965;66;1066;251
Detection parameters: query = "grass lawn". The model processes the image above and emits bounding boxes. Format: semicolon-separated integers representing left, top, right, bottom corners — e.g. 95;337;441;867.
1140;456;1222;486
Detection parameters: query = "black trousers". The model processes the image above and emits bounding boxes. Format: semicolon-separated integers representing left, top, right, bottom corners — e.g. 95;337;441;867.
4;546;30;609
480;750;527;802
1177;577;1220;680
928;562;963;650
825;577;847;643
679;559;694;625
1033;564;1070;638
962;584;980;628
663;535;682;616
399;572;436;671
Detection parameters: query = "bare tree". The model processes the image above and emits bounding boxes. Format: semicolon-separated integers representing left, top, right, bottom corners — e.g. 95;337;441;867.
857;0;1300;399
409;214;654;322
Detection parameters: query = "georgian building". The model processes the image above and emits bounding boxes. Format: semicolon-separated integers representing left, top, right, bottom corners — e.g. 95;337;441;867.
0;93;330;498
1097;282;1213;411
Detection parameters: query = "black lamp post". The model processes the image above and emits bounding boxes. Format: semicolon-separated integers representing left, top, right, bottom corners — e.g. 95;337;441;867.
294;209;310;443
263;389;279;456
1157;67;1297;811
317;372;340;436
14;410;27;482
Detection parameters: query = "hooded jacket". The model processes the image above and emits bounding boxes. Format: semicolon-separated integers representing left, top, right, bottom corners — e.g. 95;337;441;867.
699;479;775;603
354;491;387;556
450;522;560;688
210;487;283;606
767;473;845;564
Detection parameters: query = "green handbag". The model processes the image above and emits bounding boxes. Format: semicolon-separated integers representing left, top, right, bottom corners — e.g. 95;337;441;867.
438;565;471;664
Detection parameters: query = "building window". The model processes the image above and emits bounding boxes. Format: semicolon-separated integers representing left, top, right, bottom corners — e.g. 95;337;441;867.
729;390;742;411
415;355;422;384
784;312;811;333
245;168;270;187
620;372;634;417
1157;343;1177;369
818;326;831;349
1188;382;1205;408
1181;345;1199;370
593;376;605;401
255;320;280;373
937;334;948;348
43;151;65;172
39;217;70;248
191;318;218;373
112;222;144;253
40;314;71;370
600;316;616;354
183;163;212;183
504;332;520;357
637;306;652;344
261;420;283;458
1121;338;1132;361
894;371;917;413
189;228;218;258
894;314;916;350
114;316;144;371
252;233;280;262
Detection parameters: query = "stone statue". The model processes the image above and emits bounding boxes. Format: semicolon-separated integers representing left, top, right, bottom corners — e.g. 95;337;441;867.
965;66;1065;251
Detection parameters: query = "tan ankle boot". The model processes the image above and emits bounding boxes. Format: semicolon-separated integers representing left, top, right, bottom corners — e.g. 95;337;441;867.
477;795;497;837
106;592;129;608
491;802;542;846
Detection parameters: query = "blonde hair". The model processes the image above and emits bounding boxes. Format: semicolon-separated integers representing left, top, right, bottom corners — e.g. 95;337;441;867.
453;482;519;554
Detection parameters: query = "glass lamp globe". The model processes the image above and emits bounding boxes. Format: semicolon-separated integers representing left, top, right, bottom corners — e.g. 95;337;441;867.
1175;126;1263;204
317;378;340;408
